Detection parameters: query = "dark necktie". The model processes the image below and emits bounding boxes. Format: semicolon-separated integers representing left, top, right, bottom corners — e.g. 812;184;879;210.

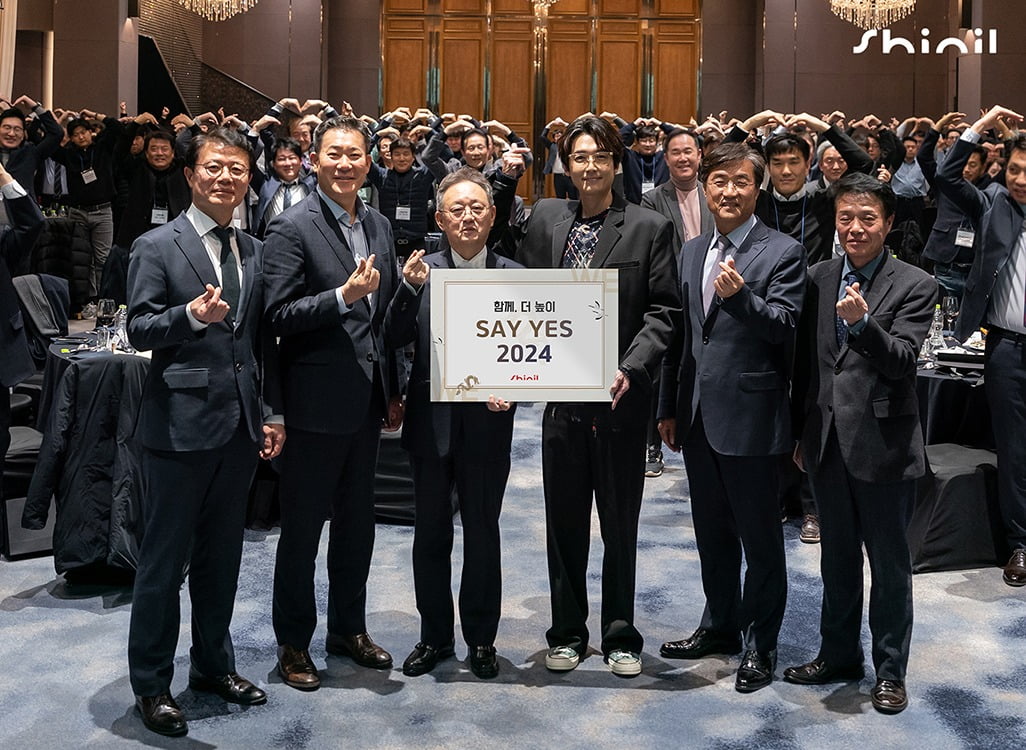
213;226;240;317
835;271;861;347
282;182;296;209
704;235;731;314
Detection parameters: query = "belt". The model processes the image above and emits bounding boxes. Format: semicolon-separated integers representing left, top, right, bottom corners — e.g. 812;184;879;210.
937;261;972;271
70;201;111;212
989;326;1026;345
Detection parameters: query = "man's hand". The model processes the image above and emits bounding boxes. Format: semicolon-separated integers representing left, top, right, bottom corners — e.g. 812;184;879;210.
836;281;868;325
134;112;159;126
788;112;829;134
278;97;302;115
599;111;619;123
713;257;745;299
971;105;1024;135
487;394;513;412
340;254;380;305
408;124;433;141
260;424;286;459
0;161;14;187
190;284;230;323
402;249;430;288
877;165;892;183
383;395;404;432
609;369;631;410
301;98;328;115
500;147;528;177
657;417;678;452
13;95;38;114
443;120;471;136
935;111;966;131
740;109;785;132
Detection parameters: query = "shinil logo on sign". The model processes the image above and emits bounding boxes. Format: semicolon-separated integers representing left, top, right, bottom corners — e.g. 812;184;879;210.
852;27;997;55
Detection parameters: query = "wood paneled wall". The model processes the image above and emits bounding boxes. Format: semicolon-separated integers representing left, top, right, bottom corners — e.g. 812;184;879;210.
381;0;700;200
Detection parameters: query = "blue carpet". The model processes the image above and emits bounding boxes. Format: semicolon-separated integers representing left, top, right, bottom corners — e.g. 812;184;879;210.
2;402;1025;748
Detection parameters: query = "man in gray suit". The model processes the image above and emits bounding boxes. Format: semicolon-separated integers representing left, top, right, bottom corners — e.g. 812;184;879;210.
658;142;806;693
785;173;936;714
640;128;714;477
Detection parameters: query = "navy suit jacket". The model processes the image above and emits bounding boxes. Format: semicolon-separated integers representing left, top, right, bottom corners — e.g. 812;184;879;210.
393;249;520;458
0;191;44;388
250;172;316;239
262;192;419;435
919;128;984;265
936;138;1026;340
126;213;280;452
792;252;936;482
659;218;806;456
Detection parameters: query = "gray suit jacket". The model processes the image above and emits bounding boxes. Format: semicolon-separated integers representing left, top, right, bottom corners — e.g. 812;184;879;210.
659;218;806;456
640;181;714;253
792;252;936;482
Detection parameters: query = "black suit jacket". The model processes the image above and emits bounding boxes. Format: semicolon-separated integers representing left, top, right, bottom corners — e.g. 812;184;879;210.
515;195;680;418
3;110;63;203
0;191;44;388
640;181;714;254
919;128;980;264
394;249;520;458
659;219;806;456
126;213;281;452
792;252;936;482
114;159;191;248
936;138;1026;339
262;192;419;434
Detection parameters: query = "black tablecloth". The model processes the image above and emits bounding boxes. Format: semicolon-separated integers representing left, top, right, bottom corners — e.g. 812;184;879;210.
916;366;993;449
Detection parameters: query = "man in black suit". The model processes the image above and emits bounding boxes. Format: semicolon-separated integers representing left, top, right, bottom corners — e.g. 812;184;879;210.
126;128;285;737
394;166;522;680
657;142;806;693
515;115;680;678
263;116;428;691
785;173;936;714
250;138;315;239
0;95;63;211
0;162;44;501
935;105;1026;587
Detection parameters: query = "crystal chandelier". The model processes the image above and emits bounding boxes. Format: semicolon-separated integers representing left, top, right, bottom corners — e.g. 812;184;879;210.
176;0;260;22
829;0;916;30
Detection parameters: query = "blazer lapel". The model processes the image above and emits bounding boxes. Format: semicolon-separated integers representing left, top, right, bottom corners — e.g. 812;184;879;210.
689;230;714;325
730;220;769;280
174;216;218;289
822;259;844;359
660;184;685;246
862;253;895;317
550;201;578;267
311;196;358;279
589;204;624;268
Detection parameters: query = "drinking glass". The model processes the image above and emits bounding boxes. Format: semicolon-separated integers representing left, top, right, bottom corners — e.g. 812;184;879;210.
96;298;117;329
942;295;960;331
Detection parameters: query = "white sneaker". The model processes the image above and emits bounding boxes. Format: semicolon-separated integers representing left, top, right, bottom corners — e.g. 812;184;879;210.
606;649;642;677
545;645;579;671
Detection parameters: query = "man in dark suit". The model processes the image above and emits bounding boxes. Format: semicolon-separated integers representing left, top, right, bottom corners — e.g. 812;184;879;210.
126;128;285;737
394;166;522;680
515;115;680;678
640;128;714;477
657;142;806;693
0;162;44;500
250;138;315;239
263;116;428;691
785;173;935;715
935;105;1026;587
0;95;63;211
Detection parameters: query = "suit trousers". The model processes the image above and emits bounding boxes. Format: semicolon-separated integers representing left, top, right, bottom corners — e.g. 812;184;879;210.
542;403;646;656
683;410;787;652
809;427;915;681
410;430;511;648
127;425;258;696
984;330;1026;550
272;414;382;648
0;390;10;503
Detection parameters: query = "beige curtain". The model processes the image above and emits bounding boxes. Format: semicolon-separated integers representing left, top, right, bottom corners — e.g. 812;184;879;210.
0;0;20;100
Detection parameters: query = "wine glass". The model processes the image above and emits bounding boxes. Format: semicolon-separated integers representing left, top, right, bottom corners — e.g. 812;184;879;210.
942;295;960;332
96;298;117;329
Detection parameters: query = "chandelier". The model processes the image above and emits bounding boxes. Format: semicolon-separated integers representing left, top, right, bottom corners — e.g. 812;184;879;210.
176;0;260;21
829;0;916;30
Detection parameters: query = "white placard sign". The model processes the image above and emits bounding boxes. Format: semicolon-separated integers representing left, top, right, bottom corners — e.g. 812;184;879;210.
430;268;620;402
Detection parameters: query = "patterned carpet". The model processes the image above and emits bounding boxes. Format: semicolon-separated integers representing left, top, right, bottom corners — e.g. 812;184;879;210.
1;402;1024;749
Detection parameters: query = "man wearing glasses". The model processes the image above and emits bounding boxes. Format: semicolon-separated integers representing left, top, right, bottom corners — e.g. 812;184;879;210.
126;128;285;736
262;116;429;691
0;95;63;214
515;115;680;677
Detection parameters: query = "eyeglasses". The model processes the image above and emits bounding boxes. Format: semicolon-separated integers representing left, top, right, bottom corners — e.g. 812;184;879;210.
0;124;25;134
197;162;250;179
708;176;754;190
569;151;613;167
444;203;489;219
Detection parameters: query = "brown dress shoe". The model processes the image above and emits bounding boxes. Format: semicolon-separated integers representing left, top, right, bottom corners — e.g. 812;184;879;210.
277;644;320;691
871;678;908;714
325;632;393;669
189;668;267;705
136;694;187;737
799;514;821;544
1003;549;1026;587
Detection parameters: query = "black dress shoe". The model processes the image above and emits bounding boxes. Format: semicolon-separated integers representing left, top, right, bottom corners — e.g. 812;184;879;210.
783;659;864;685
402;642;456;677
135;694;187;737
277;644;320;691
189;668;267;705
735;649;777;693
660;628;742;660
469;645;499;679
1003;549;1026;587
326;632;394;669
871;678;908;714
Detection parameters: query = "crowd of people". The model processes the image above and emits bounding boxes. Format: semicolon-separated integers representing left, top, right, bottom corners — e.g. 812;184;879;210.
2;91;1024;737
